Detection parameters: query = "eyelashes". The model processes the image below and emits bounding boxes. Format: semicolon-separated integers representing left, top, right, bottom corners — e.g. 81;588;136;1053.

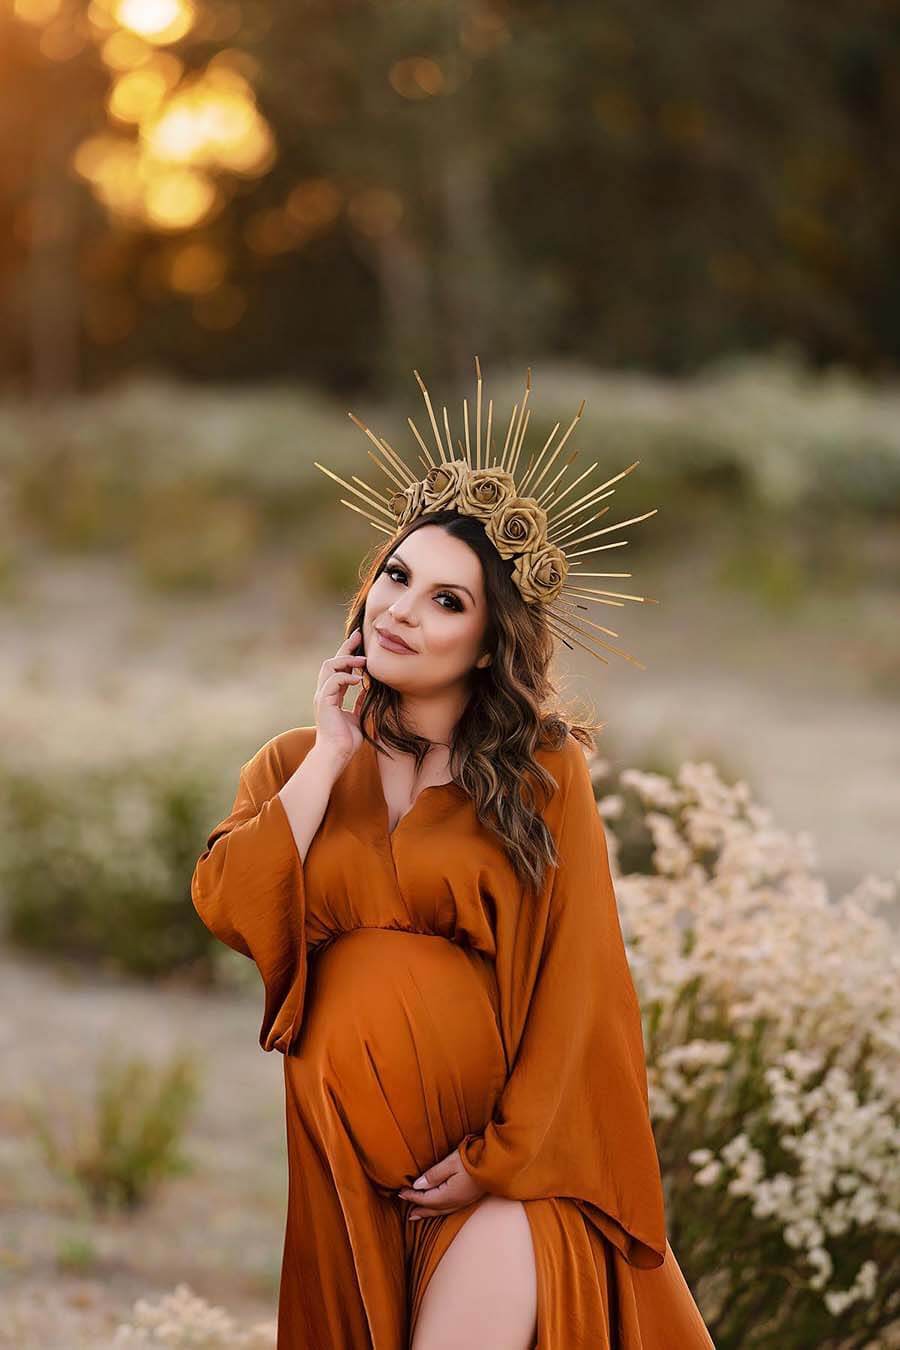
384;565;464;612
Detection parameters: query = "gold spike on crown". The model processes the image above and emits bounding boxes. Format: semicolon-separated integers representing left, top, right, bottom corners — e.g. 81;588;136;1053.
314;356;659;670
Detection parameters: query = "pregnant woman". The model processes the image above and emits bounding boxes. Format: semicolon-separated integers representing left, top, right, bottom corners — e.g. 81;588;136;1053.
191;364;715;1348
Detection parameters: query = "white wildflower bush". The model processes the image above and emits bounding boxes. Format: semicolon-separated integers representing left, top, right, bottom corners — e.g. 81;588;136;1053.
112;1282;276;1349
598;758;900;1349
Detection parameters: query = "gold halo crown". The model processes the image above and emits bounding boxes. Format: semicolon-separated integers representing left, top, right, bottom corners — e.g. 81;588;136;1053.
314;356;659;670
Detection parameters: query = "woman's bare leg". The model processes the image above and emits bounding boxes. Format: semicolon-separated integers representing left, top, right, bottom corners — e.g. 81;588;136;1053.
410;1196;537;1350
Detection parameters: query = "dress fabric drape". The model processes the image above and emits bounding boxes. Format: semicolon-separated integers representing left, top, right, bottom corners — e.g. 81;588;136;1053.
191;725;715;1349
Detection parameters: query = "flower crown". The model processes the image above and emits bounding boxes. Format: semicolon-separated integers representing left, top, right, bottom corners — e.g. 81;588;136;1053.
314;357;658;670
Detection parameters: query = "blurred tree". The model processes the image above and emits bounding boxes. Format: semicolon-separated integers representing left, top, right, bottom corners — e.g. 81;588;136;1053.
1;0;899;396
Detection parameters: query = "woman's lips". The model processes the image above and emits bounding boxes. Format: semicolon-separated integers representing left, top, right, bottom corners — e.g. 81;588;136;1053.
376;629;417;654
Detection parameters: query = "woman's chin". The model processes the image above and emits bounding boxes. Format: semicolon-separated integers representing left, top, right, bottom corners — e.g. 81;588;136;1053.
364;658;403;689
367;665;426;696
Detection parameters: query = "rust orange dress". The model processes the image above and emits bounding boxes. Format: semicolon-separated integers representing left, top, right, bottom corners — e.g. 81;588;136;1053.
191;725;715;1349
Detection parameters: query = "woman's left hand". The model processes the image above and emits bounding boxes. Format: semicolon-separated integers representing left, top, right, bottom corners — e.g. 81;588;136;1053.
396;1145;486;1218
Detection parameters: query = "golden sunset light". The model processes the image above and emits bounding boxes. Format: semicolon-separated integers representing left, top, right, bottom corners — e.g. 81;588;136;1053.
114;0;194;44
141;73;275;176
142;165;217;228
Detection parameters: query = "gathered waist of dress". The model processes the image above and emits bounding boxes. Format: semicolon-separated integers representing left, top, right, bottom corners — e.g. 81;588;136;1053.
333;923;460;943
308;920;493;958
308;925;500;1013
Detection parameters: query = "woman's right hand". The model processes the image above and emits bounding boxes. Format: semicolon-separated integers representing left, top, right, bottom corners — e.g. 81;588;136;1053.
312;628;368;767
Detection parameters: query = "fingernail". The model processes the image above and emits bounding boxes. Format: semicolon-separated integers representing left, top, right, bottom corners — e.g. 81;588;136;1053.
409;1215;420;1222
412;1176;427;1190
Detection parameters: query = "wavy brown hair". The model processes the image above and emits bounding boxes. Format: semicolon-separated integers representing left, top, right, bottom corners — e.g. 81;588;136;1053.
344;509;604;897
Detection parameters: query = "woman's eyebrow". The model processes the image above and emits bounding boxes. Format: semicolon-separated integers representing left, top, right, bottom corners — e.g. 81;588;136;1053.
388;552;475;603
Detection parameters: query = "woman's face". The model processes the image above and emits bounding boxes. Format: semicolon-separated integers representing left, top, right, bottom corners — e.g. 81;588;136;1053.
363;524;492;694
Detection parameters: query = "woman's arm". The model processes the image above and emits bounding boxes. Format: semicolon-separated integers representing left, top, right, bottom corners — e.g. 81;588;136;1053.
191;729;346;1053
277;738;348;860
191;631;367;1053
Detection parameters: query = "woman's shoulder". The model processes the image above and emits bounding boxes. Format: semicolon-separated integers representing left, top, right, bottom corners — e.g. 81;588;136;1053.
241;725;318;788
533;727;594;773
532;728;595;799
528;730;599;838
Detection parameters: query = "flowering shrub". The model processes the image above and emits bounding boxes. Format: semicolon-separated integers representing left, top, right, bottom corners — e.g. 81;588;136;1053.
598;758;900;1349
113;1283;276;1348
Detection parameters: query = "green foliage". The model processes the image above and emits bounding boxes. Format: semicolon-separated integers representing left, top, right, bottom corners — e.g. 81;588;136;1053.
0;378;354;591
135;485;262;591
716;521;812;613
56;1232;99;1273
0;755;225;978
25;1049;200;1213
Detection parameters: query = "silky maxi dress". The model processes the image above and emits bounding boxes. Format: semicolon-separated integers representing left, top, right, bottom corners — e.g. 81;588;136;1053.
191;725;715;1349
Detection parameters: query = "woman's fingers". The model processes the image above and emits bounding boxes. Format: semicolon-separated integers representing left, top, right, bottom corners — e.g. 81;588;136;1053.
402;1180;466;1217
397;1147;485;1218
320;655;366;676
335;627;364;659
319;668;365;702
319;631;366;673
316;629;367;697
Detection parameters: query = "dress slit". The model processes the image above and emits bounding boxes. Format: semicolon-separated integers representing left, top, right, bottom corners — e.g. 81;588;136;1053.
407;1196;623;1348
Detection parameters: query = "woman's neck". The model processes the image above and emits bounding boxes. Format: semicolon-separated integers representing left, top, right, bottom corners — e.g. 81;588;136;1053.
394;688;470;748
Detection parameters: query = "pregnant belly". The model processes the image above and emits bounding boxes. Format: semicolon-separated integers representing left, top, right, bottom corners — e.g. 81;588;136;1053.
284;928;508;1193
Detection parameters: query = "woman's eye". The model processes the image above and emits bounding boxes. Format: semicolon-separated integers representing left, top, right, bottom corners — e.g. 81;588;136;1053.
385;566;461;611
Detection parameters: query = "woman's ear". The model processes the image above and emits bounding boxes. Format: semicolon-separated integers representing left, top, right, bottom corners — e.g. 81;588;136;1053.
475;652;492;669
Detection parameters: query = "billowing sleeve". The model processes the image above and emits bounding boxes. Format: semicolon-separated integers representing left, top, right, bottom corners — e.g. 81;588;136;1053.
456;734;667;1268
190;731;314;1055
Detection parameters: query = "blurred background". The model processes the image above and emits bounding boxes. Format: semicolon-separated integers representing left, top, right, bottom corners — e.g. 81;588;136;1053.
1;1;898;1346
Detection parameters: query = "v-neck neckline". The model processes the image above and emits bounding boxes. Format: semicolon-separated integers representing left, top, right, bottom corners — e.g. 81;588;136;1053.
365;736;460;840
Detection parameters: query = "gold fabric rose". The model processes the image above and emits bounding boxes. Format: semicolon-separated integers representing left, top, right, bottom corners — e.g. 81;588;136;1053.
457;467;516;521
484;495;548;560
421;459;469;511
388;479;427;527
511;543;568;604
